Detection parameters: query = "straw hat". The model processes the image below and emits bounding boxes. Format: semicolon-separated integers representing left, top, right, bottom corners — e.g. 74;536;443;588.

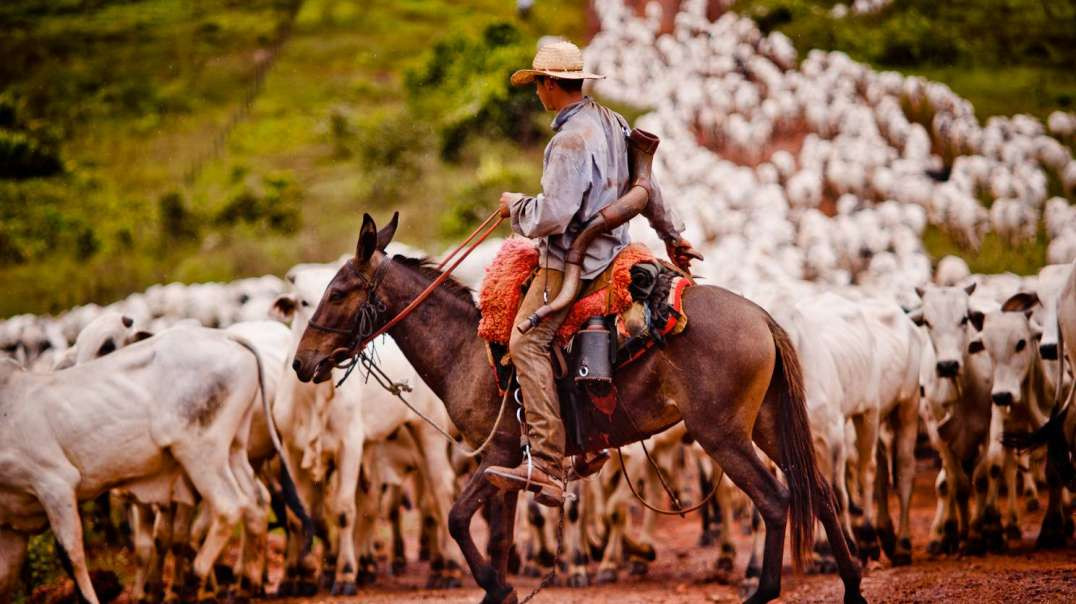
510;40;604;86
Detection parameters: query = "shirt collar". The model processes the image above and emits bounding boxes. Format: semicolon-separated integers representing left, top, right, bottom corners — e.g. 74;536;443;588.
551;96;591;131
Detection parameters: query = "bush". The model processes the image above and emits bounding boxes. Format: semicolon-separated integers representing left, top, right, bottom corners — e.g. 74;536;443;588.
0;128;62;179
440;153;532;238
159;190;201;243
354;110;429;204
405;22;544;161
215;171;302;235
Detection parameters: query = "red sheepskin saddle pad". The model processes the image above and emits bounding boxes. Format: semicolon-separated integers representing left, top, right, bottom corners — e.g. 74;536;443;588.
477;237;682;347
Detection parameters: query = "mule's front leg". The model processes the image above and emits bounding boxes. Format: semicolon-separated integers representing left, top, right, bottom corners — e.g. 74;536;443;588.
450;466;517;604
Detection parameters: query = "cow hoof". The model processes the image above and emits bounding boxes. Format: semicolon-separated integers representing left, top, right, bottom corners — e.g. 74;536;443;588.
926;539;944;556
745;563;761;579
1005;524;1023;542
566;572;589;588
522;564;543;578
962;537;986;556
392;558;407;575
1026;498;1041;512
331;581;358;596
296;580;318;596
536;548;556;568
698;531;716;547
889;550;912;566
877;524;897;558
715;554;735;572
595;568;618;584
629;560;649;576
507;547;522;575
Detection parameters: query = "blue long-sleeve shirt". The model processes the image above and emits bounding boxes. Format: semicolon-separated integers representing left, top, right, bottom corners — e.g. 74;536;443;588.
510;97;683;279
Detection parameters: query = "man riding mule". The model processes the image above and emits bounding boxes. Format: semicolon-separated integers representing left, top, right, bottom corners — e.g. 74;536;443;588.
289;41;865;604
485;41;703;505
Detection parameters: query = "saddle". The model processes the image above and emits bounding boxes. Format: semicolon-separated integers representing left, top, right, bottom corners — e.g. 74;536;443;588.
478;238;693;454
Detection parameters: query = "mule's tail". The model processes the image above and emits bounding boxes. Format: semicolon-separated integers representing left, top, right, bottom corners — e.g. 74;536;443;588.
766;316;825;572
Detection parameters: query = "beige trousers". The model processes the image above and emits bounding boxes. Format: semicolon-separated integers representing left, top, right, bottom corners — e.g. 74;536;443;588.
508;269;573;469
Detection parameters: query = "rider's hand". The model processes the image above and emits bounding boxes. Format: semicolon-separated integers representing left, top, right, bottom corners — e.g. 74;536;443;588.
499;192;523;218
665;236;704;273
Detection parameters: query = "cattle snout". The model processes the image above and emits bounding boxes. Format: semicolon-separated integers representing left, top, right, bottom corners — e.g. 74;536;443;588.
991;391;1014;407
936;360;960;378
1039;342;1058;360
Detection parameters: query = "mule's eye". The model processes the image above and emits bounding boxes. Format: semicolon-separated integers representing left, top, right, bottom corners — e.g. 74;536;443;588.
329;290;343;302
1015;339;1026;352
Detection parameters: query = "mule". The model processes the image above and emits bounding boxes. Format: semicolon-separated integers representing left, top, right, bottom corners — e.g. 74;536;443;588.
291;213;865;604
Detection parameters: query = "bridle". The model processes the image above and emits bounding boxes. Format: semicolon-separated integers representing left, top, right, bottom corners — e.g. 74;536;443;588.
306;210;505;382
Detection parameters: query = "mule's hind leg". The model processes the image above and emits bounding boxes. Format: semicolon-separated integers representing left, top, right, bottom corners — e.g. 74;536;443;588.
449;454;520;604
753;398;863;604
685;423;790;604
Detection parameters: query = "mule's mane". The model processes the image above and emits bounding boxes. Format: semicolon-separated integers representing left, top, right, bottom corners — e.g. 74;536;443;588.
391;254;477;309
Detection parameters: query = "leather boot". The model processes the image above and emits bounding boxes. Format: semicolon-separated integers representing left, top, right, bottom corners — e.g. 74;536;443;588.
484;462;565;507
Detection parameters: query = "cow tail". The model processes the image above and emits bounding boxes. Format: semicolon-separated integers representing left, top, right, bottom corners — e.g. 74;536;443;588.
229;334;313;551
766;316;821;573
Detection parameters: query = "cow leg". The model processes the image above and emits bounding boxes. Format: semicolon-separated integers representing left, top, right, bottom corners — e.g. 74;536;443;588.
406;422;466;588
595;489;627;584
1002;450;1023;544
714;473;738;578
130;503;157;603
745;506;765;579
562;482;589;587
0;527;28;602
890;399;917;565
38;478;99;604
851;410;881;562
328;431;363;596
1022;450;1042;511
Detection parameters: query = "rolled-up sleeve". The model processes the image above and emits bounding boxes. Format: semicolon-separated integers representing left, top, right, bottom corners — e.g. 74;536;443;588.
511;132;591;239
641;178;684;241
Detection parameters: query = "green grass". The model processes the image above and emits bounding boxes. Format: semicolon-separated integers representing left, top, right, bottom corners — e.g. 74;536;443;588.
921;224;1048;276
0;0;585;317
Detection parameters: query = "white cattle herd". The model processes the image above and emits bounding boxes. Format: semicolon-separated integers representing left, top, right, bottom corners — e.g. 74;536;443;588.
3;1;1076;602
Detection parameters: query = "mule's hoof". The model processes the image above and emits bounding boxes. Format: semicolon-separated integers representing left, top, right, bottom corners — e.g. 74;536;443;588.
567;572;589;588
481;587;518;604
595;568;618;584
844;591;869;604
1026;498;1041;512
629;560;649;576
877;525;897;558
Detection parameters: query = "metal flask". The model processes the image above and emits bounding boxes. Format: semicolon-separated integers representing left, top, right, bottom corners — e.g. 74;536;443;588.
575;316;613;389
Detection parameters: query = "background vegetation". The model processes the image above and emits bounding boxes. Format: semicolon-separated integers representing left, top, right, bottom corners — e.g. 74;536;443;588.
2;0;1075;319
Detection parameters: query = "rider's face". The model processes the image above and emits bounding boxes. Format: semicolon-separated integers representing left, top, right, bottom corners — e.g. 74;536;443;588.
535;78;553;111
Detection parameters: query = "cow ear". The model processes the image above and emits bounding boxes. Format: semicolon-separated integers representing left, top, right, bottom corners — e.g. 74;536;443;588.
968;339;985;354
905;306;925;326
270;294;298;322
968;310;985;331
356;213;378;262
127;331;154;344
1030;317;1043;339
1001;291;1040;313
964;282;977;296
377;211;399;251
915;285;926;299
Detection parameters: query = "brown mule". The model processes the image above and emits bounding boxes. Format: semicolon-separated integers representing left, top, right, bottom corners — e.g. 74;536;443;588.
292;213;866;604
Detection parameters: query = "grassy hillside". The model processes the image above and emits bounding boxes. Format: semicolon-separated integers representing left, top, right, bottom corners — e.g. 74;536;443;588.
0;0;584;317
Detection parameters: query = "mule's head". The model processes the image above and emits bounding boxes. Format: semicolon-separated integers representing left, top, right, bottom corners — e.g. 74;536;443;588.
292;212;398;383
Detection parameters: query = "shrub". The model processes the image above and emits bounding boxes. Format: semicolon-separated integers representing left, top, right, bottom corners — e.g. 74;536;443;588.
159;190;201;243
0;128;62;179
440;153;532;238
215;171;302;235
405;22;544;161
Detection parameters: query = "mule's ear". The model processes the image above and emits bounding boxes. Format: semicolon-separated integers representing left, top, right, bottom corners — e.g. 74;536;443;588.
964;281;977;296
1001;291;1040;313
968;310;985;331
356;213;378;262
377;211;399;251
270;294;298;322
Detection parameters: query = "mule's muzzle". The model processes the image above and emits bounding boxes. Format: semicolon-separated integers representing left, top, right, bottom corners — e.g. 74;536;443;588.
292;351;334;384
992;391;1014;407
936;360;960;378
1040;342;1058;360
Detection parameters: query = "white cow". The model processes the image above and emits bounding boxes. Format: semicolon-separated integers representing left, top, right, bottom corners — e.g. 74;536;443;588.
0;326;304;603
